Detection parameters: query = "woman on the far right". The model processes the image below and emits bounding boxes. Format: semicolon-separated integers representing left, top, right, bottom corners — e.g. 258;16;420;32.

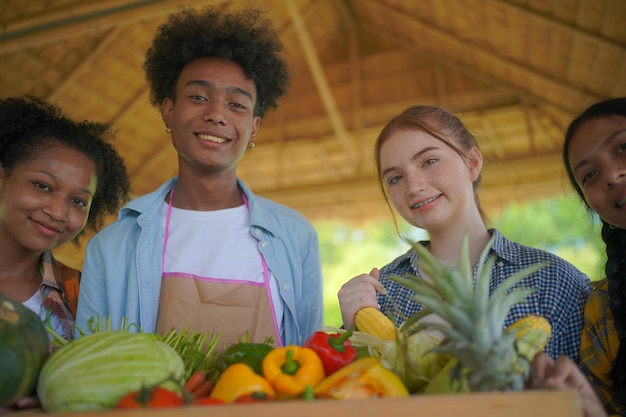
562;97;626;416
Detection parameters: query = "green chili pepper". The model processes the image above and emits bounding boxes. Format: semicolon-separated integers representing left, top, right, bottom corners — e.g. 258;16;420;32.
216;342;274;375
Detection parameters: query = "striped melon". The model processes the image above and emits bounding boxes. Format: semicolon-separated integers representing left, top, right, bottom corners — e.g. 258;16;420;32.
37;331;185;412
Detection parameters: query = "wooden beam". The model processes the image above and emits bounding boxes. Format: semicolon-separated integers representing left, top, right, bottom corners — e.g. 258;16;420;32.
354;0;603;115
489;0;625;52
46;26;126;103
332;0;363;143
284;0;355;161
0;0;223;54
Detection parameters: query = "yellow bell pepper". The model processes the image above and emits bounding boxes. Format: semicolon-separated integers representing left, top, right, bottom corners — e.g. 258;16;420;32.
262;345;325;396
314;357;409;399
209;363;276;403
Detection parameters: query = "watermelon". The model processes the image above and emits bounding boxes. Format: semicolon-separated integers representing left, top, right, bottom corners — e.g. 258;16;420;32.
0;292;50;406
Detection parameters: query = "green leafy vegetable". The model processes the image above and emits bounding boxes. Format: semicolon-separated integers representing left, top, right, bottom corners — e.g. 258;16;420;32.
159;324;223;380
38;331;185;412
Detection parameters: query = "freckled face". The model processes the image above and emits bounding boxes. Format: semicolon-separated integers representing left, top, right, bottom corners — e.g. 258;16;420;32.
568;115;626;229
379;129;481;232
0;142;97;254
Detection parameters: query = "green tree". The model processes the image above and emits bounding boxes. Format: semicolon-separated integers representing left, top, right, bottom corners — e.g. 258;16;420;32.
493;195;605;279
315;219;409;327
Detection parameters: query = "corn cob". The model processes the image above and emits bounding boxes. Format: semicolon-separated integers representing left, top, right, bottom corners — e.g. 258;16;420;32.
354;307;397;341
506;315;552;363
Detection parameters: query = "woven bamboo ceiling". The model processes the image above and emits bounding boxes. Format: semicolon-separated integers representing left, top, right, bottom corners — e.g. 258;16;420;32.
2;0;626;265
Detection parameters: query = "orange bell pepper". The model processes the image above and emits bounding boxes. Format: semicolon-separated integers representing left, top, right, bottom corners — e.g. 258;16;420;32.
314;357;409;399
262;346;325;396
209;363;275;403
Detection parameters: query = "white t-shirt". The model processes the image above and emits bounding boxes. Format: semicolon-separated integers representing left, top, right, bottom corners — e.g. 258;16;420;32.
23;291;66;339
160;202;284;328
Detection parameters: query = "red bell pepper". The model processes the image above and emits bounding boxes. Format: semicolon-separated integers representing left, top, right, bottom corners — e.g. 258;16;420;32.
304;330;357;376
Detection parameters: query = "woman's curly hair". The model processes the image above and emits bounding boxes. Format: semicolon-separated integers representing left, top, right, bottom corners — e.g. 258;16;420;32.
0;95;131;239
144;5;290;119
563;97;626;408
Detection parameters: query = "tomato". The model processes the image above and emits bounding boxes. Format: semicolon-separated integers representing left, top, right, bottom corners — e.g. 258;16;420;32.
234;392;272;403
192;397;226;406
116;386;183;409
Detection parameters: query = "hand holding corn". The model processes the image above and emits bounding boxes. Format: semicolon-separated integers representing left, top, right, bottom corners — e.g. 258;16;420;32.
338;268;386;330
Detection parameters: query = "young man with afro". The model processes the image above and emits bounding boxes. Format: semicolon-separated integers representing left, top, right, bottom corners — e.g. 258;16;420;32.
75;6;324;348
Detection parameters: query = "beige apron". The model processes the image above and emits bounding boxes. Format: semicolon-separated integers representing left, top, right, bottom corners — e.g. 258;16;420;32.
155;189;281;350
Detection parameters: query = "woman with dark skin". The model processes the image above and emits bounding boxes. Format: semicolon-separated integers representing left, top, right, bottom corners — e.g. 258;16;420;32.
554;97;626;417
531;352;607;417
0;95;130;410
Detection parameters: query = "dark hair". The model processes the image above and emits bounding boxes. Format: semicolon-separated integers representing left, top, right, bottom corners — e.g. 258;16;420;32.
143;5;290;119
0;95;131;238
374;105;485;227
562;97;626;407
563;98;626;203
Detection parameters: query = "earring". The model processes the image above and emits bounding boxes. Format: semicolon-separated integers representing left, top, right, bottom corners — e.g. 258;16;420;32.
247;142;255;150
609;223;617;230
165;127;172;134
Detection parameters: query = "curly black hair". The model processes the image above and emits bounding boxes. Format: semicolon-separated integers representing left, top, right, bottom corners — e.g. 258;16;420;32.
0;95;131;238
563;97;626;408
144;5;290;119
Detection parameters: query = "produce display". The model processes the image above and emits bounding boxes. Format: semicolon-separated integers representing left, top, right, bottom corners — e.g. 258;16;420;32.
2;237;556;413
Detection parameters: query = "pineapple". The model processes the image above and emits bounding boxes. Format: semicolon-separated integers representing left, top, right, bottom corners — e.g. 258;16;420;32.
390;234;550;392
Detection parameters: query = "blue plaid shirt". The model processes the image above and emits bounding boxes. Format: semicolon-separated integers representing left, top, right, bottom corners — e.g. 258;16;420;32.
377;229;592;362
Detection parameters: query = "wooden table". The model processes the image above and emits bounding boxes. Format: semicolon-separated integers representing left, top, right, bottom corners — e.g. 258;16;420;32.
7;389;582;417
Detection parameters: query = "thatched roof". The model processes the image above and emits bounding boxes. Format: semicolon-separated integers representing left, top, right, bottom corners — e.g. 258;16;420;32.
2;0;625;266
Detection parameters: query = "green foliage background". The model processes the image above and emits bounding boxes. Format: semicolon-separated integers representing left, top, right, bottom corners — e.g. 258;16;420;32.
315;195;605;327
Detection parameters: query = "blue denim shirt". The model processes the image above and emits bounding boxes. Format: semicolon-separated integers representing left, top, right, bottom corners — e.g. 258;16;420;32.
75;178;323;345
377;229;592;362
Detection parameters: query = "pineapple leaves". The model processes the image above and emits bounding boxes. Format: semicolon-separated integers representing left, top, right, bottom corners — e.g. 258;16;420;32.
458;233;473;289
388;233;551;392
